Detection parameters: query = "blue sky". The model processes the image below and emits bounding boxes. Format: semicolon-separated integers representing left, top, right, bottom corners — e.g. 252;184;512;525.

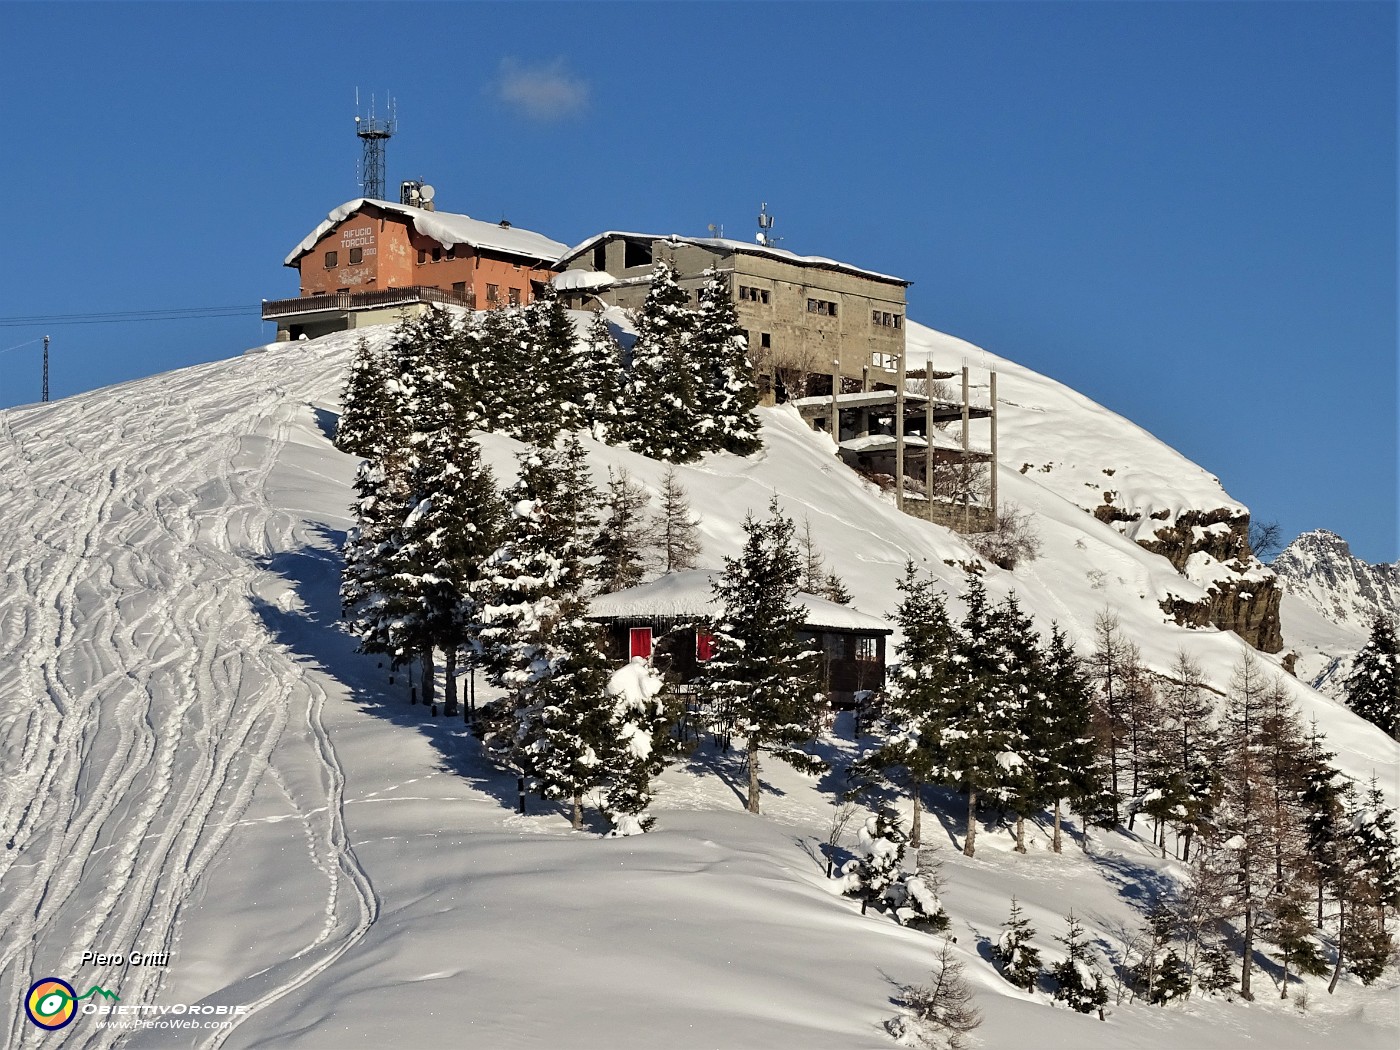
2;2;1395;562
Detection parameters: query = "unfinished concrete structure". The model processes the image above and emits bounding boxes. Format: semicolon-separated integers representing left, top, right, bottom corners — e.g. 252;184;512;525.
553;232;910;401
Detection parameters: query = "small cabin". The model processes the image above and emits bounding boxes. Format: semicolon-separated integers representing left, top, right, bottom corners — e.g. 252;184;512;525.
586;570;891;707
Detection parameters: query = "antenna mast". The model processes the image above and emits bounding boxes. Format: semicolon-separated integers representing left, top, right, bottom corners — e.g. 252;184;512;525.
354;91;396;200
41;334;49;403
756;202;776;247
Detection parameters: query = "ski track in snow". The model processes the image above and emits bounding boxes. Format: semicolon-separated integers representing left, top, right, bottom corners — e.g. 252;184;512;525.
0;343;376;1050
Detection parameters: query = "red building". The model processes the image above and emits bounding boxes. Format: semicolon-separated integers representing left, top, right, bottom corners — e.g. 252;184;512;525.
264;198;568;340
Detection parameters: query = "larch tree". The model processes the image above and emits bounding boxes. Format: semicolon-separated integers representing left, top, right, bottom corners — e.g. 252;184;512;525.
592;467;653;593
650;466;702;573
703;497;826;814
1087;607;1138;815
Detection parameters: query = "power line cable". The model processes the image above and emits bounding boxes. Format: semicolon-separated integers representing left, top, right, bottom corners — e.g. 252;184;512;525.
0;305;260;327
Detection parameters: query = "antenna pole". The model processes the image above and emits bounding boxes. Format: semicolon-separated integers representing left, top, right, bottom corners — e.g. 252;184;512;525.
41;334;49;403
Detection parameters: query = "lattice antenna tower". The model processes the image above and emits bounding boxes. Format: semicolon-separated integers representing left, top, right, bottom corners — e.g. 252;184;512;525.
354;90;396;201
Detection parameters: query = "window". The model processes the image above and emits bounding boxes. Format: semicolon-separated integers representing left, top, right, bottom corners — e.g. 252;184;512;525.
592;243;606;270
418;249;427;264
855;637;878;662
445;247;456;261
696;630;714;662
508;287;521;306
431;247;442;262
739;285;770;304
893;315;903;329
348;247;363;264
623;240;653;268
807;297;837;317
760;332;771;350
872;310;903;328
486;284;500;305
324;250;338;269
872;352;899;370
629;627;653;660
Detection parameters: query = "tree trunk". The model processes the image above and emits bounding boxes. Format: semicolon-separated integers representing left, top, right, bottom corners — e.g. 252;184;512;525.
444;647;458;718
1015;813;1026;854
572;792;584;831
1280;950;1290;999
1052;799;1063;854
747;740;761;814
1240;901;1255;1001
1317;880;1324;929
421;648;435;707
910;779;922;848
1183;827;1193;863
963;789;977;857
1328;897;1345;994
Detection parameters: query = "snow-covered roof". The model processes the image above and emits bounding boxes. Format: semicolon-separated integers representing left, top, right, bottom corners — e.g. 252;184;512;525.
285;199;570;268
587;570;890;633
551;269;617;292
557;232;909;286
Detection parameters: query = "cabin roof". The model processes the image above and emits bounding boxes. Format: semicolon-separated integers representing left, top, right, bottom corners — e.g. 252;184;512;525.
587;570;890;634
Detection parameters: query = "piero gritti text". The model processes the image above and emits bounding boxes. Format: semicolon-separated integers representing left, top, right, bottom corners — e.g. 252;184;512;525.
81;951;171;967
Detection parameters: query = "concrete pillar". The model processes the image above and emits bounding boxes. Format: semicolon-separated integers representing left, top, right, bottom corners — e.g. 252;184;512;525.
924;355;935;518
895;353;906;512
830;359;840;443
990;370;999;527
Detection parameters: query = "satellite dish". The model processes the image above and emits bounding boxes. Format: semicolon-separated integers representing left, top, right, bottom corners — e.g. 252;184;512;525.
419;184;436;203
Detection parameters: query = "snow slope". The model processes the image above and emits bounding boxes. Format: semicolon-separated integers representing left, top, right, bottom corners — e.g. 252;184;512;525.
0;327;1395;1049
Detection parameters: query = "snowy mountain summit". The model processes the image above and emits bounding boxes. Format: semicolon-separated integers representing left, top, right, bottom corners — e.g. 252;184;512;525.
0;320;1395;1050
1274;529;1400;632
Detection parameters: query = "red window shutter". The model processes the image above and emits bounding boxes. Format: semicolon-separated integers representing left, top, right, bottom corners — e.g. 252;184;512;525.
629;627;653;660
696;630;714;662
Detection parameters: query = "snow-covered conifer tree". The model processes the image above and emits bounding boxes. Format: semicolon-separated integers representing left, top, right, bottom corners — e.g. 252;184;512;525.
601;657;673;833
474;304;529;438
993;897;1042;991
1051;911;1108;1017
518;286;583;442
576;311;624;438
691;268;761;456
1344;614;1399;739
335;337;396;457
944;575;1018;858
838;806;948;930
1039;626;1109;854
857;563;956;847
477;447;611;828
703;498;826;814
615;261;702;461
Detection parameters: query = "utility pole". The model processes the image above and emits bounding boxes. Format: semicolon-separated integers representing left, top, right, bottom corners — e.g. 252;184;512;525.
42;335;49;403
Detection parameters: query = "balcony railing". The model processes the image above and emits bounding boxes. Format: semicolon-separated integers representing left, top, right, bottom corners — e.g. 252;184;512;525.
261;285;475;320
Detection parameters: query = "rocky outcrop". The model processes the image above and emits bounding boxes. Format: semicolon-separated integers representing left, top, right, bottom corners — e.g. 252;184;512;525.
1117;506;1284;653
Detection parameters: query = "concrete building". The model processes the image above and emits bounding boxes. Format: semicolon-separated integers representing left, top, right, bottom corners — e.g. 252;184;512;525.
264;198;567;340
553;232;910;400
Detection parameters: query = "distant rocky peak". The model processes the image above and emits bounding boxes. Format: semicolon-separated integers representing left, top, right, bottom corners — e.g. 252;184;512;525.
1273;529;1400;630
